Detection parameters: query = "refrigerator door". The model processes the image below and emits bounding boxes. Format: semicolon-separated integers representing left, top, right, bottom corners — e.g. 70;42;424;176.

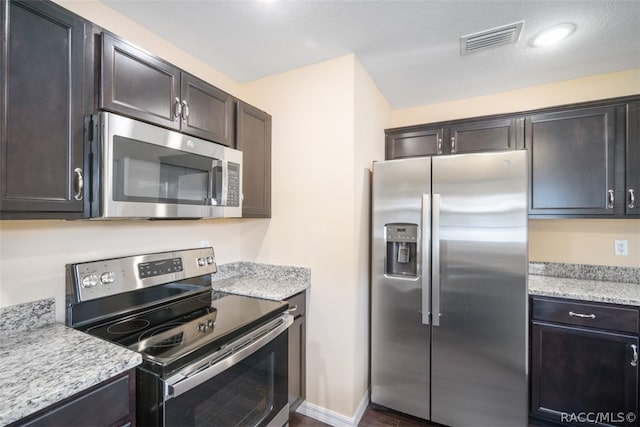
430;151;528;427
371;157;431;420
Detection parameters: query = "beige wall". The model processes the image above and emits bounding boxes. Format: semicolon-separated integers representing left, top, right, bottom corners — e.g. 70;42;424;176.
1;1;639;423
241;54;390;416
392;68;640;268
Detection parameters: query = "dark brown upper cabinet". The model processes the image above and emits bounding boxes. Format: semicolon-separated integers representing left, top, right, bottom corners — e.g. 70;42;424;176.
626;102;640;216
449;117;523;154
385;117;523;160
236;101;272;218
386;127;444;159
1;0;88;219
526;106;619;217
101;33;234;147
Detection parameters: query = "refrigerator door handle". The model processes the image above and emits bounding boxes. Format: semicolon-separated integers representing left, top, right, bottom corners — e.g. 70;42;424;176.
432;193;441;327
421;194;431;325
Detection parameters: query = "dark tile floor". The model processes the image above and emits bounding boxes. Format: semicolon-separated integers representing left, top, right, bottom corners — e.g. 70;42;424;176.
289;406;434;427
290;406;550;427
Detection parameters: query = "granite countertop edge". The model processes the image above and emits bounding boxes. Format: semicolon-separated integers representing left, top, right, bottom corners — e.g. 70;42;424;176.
211;262;311;301
528;274;640;307
0;302;142;426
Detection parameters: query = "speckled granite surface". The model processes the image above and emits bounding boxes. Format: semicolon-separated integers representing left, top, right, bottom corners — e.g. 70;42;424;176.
211;262;310;301
529;261;640;284
528;261;640;306
529;275;640;306
0;300;142;426
0;298;55;334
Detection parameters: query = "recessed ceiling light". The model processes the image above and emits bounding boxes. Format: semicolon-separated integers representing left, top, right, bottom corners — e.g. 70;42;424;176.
530;23;576;47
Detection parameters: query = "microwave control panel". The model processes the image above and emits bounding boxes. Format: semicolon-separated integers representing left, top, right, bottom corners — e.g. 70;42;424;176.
227;162;240;207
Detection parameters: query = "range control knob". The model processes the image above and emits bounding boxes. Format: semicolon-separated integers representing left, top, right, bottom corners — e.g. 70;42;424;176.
197;323;206;333
206;319;214;328
81;274;99;288
197;258;205;267
100;271;116;284
206;256;214;265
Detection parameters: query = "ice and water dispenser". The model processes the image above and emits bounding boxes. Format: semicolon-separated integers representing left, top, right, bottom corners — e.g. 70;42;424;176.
385;223;418;277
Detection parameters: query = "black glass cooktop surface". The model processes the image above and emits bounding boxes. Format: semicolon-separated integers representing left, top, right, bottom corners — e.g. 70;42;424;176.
85;291;287;372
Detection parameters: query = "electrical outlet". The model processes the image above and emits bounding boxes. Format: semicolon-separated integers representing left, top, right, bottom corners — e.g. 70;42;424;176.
615;240;628;256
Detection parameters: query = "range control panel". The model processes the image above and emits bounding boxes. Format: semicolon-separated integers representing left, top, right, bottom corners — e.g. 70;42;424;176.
68;247;217;302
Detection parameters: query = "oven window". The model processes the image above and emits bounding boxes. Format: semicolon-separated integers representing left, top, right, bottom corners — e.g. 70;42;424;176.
164;330;288;427
112;136;217;205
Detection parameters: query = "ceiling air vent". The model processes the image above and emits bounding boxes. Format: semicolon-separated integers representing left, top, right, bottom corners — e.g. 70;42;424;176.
460;21;524;55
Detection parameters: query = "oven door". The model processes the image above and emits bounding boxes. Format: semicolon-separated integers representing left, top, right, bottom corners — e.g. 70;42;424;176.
93;111;242;219
162;314;292;427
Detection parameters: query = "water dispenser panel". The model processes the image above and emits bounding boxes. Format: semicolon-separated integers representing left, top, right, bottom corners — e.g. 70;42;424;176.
385;223;418;277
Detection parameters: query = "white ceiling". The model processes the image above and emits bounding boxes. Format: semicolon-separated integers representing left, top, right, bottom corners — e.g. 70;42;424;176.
101;0;640;109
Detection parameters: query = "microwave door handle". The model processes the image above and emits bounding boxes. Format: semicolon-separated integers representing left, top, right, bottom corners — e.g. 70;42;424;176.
206;161;214;205
220;160;229;206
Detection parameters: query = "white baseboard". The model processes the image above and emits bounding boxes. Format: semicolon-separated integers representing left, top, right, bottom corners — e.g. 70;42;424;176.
295;390;369;427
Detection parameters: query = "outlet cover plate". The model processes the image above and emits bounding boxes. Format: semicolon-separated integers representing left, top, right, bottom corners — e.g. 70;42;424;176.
615;240;629;256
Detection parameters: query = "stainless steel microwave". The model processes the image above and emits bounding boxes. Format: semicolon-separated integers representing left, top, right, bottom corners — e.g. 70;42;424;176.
87;112;242;219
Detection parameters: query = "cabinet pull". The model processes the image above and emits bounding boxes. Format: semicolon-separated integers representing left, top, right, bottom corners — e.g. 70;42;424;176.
437;137;443;155
629;189;636;209
173;97;182;121
73;167;83;201
450;136;456;153
568;311;596;319
181;100;189;123
607;189;615;209
631;344;638;367
287;304;298;313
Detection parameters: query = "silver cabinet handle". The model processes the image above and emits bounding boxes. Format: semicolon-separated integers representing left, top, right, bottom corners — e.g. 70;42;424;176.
181;100;189;123
432;194;441;327
287;304;298;313
569;311;596;319
632;344;638;367
450;136;456;153
173;97;182;121
437;138;443;155
629;189;636;209
73;167;83;201
607;189;615;209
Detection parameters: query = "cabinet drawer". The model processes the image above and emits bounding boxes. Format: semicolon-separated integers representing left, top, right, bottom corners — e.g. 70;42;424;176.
286;291;306;319
532;297;639;334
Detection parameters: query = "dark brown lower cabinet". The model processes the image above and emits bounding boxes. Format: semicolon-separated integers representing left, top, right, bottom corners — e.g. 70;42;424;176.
11;370;135;427
531;297;639;427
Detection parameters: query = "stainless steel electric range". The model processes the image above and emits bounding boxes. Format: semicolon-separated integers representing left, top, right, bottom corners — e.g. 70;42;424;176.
66;247;292;427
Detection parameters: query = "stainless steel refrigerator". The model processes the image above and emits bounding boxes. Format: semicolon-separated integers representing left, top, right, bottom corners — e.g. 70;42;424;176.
371;151;528;427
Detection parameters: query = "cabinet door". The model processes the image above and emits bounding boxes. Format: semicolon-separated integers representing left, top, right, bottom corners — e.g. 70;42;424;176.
1;0;86;217
531;322;638;426
385;128;444;159
101;32;181;130
15;371;134;427
627;102;640;216
181;73;234;146
449;117;523;154
236;101;271;218
526;106;617;216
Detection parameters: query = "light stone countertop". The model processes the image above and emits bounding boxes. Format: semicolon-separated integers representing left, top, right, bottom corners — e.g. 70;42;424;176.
529;274;640;306
0;300;142;426
211;262;310;301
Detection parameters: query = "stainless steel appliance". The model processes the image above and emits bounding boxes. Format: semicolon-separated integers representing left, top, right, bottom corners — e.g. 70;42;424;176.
66;247;291;427
371;151;528;427
87;112;242;219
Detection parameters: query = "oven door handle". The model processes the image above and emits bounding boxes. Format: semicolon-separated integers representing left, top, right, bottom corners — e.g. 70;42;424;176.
163;314;293;400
